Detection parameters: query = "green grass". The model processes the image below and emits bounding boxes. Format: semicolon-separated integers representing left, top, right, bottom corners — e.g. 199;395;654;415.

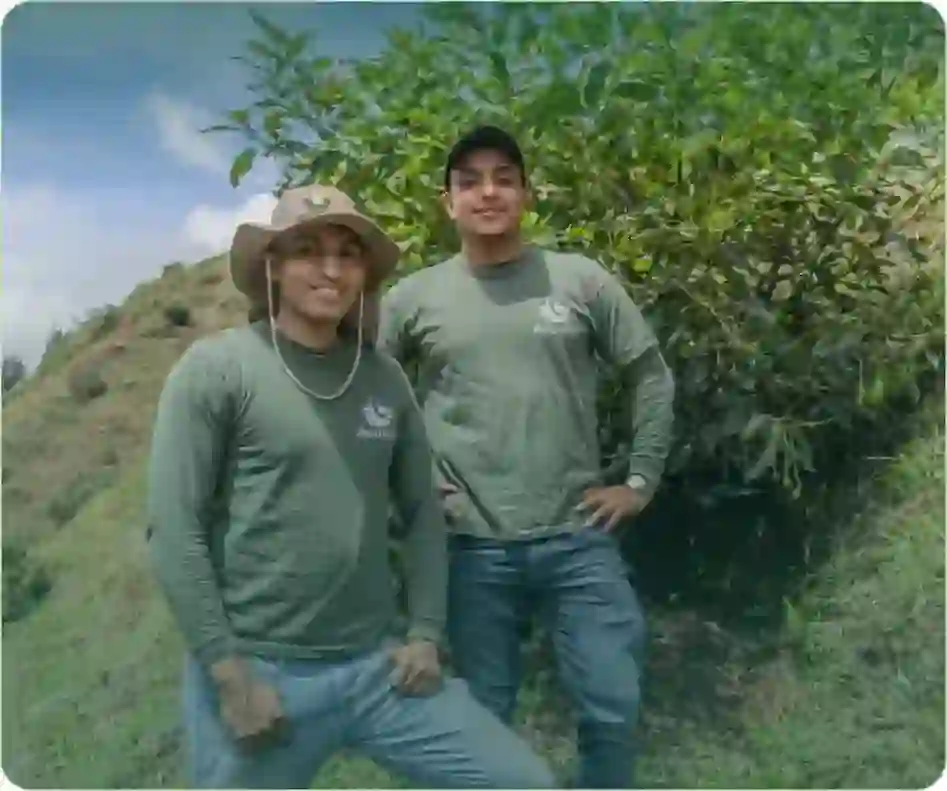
3;412;943;788
635;419;946;788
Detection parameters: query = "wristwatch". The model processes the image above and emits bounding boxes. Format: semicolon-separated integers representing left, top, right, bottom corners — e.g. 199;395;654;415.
626;474;648;491
626;474;648;492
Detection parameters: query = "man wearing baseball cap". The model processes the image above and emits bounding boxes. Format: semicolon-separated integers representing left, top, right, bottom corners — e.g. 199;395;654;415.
378;127;676;788
146;185;555;789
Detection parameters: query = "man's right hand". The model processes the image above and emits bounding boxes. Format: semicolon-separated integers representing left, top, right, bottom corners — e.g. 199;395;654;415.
210;657;289;752
438;481;461;522
438;481;459;499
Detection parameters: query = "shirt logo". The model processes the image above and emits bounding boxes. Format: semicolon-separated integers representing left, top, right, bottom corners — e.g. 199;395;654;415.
534;297;574;334
358;399;396;440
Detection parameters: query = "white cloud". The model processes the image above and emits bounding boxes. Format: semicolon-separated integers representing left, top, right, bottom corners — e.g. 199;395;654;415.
142;92;280;190
2;185;99;366
3;90;280;369
0;184;282;369
0;282;79;369
182;193;278;256
1;184;209;368
144;92;231;176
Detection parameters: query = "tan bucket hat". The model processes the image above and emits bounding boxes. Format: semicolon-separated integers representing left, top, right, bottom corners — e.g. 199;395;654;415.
229;185;399;336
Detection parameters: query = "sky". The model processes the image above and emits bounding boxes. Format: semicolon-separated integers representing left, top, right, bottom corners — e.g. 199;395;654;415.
1;1;427;367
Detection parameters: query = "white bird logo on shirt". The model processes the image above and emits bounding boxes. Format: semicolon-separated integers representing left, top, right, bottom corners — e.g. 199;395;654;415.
538;298;571;324
362;401;394;428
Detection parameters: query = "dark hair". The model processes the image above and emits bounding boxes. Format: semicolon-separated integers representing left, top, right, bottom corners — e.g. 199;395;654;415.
248;302;269;324
444;125;527;190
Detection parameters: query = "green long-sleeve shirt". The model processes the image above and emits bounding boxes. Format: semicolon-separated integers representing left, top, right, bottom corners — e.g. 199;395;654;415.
146;322;446;667
377;246;675;540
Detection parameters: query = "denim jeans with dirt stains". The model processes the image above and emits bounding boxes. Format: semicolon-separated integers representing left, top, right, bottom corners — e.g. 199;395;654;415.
447;527;648;789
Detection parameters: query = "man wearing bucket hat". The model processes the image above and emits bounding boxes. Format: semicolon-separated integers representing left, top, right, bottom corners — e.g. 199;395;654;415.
146;185;555;789
377;126;676;788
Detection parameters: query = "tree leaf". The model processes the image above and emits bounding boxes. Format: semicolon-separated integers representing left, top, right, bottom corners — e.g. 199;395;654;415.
613;79;660;102
230;148;257;188
264;110;282;137
746;425;782;481
582;61;610;109
633;257;653;273
200;123;237;134
248;9;291;44
489;50;510;88
771;280;794;301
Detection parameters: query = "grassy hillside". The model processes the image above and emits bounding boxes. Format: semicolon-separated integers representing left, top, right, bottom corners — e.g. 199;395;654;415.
2;257;944;788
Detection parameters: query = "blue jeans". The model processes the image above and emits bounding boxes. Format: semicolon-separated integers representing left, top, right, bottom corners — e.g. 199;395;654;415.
448;528;647;789
182;645;555;788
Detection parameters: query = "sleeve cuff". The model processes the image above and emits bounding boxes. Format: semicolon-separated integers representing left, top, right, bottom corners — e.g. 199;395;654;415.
625;468;660;502
192;634;239;668
407;623;443;646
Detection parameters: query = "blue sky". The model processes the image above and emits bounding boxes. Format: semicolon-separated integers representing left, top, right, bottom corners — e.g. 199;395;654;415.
2;1;426;365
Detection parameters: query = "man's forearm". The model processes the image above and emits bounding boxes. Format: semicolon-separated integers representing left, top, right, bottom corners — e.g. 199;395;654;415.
147;342;239;667
401;499;448;644
148;520;236;665
388;366;449;644
391;412;448;644
623;347;675;496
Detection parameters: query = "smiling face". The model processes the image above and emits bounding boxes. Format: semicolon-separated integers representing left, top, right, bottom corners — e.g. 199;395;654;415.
269;223;368;325
443;148;528;239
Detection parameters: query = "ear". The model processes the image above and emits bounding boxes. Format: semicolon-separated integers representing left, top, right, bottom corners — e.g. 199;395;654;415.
440;189;457;221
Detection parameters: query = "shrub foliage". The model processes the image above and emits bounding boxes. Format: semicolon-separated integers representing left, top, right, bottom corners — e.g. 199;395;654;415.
163;303;193;328
2;355;27;394
3;539;52;624
212;4;944;504
68;364;108;403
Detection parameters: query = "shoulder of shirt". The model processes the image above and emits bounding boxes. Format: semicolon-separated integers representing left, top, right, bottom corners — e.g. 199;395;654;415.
362;348;418;408
538;247;612;279
385;255;461;299
166;326;258;390
365;347;412;386
536;248;624;305
179;326;258;363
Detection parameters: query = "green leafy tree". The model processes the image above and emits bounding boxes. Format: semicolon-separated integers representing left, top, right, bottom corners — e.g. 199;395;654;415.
2;355;27;394
212;3;944;510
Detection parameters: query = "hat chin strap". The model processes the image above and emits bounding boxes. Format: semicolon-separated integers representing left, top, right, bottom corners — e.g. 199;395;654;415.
265;257;364;401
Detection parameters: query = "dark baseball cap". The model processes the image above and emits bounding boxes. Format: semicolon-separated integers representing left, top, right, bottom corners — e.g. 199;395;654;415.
444;125;527;189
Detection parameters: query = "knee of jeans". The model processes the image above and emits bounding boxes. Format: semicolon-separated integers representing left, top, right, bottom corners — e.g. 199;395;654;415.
479;687;518;725
487;750;558;789
578;663;641;728
452;675;517;726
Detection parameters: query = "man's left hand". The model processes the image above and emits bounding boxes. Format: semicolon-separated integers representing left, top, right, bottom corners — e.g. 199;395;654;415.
578;485;648;532
388;640;442;697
